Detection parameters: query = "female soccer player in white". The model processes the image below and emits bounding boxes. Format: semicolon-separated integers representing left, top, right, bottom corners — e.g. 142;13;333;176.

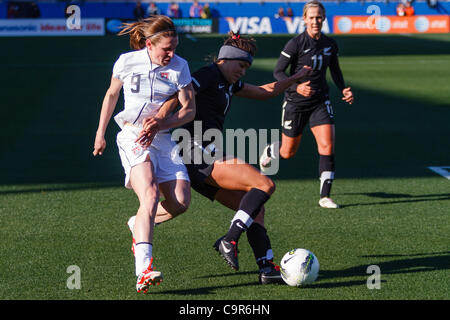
92;16;195;293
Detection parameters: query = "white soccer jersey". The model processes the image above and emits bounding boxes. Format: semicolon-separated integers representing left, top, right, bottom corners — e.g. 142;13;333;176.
112;48;192;129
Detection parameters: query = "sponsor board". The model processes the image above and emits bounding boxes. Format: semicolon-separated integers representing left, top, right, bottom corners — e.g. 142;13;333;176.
219;16;330;34
334;15;450;34
106;18;215;34
172;18;215;33
0;18;105;36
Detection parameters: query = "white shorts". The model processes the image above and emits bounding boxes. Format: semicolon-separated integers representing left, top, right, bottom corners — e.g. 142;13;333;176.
116;125;189;189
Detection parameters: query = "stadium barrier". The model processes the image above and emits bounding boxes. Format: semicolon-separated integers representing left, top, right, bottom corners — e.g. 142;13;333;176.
2;1;450;20
1;1;449;36
2;14;448;36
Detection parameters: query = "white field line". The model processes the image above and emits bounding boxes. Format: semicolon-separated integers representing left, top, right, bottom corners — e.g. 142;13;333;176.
428;166;450;180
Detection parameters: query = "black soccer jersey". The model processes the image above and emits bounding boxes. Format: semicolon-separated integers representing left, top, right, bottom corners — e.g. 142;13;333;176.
183;63;244;137
274;32;346;110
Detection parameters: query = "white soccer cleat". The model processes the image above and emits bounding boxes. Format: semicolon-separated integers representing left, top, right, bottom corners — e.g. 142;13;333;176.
127;216;136;255
259;141;280;174
318;197;340;209
136;258;163;293
127;215;136;236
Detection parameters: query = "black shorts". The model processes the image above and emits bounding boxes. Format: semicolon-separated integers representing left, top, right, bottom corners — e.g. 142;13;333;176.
185;161;219;201
175;136;222;201
281;100;335;137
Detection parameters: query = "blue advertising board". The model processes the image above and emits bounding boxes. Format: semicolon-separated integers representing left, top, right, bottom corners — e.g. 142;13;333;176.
218;16;331;34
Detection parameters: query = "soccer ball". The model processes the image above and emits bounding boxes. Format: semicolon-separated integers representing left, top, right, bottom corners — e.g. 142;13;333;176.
280;248;320;287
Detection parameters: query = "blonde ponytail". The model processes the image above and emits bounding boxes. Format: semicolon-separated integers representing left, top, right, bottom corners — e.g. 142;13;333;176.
118;16;177;50
118;21;147;50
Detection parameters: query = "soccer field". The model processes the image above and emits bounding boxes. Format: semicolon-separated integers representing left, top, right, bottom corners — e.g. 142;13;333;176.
0;33;449;301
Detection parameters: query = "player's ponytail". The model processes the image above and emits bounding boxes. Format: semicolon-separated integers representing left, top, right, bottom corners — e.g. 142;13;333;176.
118;15;177;50
223;31;257;57
118;21;146;50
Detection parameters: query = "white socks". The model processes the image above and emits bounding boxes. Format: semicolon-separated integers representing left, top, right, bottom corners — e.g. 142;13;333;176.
134;242;152;276
320;171;335;197
230;209;254;230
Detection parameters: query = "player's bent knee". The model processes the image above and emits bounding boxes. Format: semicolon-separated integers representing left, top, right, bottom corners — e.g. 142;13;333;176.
318;146;334;156
165;196;190;216
256;177;276;195
267;179;276;195
280;148;296;159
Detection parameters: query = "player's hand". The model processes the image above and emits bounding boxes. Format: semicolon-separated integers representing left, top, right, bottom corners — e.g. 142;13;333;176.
296;80;315;97
93;133;106;156
136;129;157;148
294;66;313;80
142;116;162;133
342;87;354;105
136;117;162;148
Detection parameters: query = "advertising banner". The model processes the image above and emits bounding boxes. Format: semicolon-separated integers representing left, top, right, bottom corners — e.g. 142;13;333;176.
333;15;450;34
173;18;216;33
105;18;216;35
219;16;331;35
0;18;105;36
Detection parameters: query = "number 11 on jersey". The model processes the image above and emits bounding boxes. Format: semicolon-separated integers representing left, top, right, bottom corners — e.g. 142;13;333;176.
311;54;323;71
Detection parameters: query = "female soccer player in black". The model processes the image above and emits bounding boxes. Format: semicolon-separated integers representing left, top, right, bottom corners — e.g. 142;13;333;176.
259;0;354;208
138;32;311;284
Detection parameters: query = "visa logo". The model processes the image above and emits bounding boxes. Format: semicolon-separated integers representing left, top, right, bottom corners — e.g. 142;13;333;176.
225;17;272;34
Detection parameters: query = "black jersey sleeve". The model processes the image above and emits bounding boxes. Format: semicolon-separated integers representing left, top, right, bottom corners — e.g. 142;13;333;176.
329;42;346;91
191;67;213;93
273;38;299;90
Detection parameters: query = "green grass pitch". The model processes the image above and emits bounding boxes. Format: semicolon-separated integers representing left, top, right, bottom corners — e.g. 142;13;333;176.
0;33;449;301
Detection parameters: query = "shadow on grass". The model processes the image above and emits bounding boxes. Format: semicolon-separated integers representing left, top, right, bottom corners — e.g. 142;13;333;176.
336;192;450;208
154;281;259;296
0;181;121;195
312;252;450;289
339;192;450;199
195;271;257;279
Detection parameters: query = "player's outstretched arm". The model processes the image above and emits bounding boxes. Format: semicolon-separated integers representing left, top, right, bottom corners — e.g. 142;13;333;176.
236;66;312;101
93;77;123;156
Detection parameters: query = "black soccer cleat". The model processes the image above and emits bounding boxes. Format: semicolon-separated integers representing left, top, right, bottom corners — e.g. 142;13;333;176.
259;261;284;285
213;236;239;271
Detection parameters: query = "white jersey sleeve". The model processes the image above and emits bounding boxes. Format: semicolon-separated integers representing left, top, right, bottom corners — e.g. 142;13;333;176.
112;54;126;81
176;61;192;90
